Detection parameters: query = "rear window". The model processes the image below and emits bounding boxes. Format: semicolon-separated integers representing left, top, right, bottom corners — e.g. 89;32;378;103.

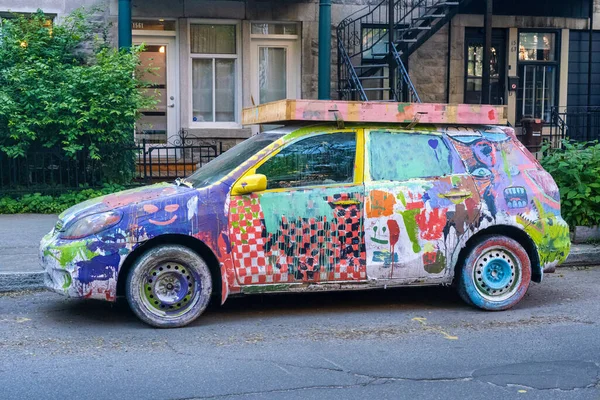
369;131;452;181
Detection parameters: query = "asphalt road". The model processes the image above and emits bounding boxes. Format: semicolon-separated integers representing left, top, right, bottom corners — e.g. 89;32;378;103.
0;266;599;400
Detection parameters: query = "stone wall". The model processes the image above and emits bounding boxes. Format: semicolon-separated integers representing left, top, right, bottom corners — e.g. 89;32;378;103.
408;25;449;104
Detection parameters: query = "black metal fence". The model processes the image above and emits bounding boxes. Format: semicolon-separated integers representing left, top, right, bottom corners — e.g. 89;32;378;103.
550;106;600;143
0;131;224;196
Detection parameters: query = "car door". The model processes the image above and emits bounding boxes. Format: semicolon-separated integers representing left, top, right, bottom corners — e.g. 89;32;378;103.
228;130;367;286
363;129;481;282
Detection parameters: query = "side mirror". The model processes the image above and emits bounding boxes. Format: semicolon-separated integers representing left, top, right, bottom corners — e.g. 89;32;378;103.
231;174;267;195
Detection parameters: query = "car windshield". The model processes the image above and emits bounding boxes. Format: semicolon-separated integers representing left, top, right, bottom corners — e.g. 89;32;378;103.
186;132;284;188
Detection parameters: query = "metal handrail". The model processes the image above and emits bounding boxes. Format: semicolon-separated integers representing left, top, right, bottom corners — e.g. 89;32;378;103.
338;40;368;101
390;44;421;102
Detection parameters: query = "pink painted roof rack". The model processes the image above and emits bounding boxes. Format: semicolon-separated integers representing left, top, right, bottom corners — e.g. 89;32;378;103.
242;99;508;126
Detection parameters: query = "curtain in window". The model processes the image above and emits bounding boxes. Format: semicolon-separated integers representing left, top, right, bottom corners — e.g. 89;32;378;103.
190;24;235;54
259;47;287;104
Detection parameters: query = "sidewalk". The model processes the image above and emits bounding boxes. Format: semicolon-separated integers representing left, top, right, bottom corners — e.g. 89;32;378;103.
0;214;598;292
0;214;56;291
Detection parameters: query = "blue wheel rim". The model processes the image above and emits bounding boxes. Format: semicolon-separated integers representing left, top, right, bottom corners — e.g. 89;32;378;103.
473;247;521;300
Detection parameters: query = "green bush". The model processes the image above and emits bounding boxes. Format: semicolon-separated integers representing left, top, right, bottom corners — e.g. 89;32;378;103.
0;183;126;214
541;140;600;227
0;8;156;183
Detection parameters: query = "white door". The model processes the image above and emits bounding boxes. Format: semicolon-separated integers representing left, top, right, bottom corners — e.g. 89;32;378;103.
250;39;300;106
134;36;178;145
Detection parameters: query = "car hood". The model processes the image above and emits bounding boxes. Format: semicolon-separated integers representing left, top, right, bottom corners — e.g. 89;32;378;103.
58;183;195;228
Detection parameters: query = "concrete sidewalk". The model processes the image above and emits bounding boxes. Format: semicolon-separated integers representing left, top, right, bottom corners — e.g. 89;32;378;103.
0;214;599;292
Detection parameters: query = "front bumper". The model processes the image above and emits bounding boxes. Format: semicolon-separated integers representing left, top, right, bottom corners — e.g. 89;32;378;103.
40;230;123;301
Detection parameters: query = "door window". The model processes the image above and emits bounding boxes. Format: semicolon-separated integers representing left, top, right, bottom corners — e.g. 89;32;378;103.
464;28;506;105
516;31;559;122
136;44;169;144
369;131;452;181
259;47;287;103
257;132;356;189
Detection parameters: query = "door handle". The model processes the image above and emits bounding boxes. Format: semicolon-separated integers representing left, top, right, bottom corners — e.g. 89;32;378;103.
440;190;472;199
167;103;175;108
332;199;361;207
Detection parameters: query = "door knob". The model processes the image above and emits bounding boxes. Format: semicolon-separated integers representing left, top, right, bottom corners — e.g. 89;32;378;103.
167;103;175;108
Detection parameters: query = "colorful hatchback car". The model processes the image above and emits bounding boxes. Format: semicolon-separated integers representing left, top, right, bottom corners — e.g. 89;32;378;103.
40;103;570;328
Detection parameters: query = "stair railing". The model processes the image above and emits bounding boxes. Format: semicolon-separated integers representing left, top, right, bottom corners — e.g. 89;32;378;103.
390;44;421;102
338;40;368;101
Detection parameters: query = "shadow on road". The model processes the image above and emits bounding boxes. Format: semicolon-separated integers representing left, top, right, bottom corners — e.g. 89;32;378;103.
49;285;473;328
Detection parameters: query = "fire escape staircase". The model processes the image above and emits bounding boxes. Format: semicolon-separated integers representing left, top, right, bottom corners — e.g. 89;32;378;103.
337;0;472;102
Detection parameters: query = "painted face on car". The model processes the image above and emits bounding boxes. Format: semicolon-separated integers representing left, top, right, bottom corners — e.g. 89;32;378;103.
143;204;180;226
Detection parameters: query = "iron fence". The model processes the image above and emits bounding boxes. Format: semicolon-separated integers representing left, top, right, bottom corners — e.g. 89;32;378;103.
0;149;104;195
0;130;224;195
550;106;600;143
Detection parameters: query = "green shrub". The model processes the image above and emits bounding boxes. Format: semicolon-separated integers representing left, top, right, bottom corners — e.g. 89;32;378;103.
541;140;600;227
0;8;156;184
0;183;126;214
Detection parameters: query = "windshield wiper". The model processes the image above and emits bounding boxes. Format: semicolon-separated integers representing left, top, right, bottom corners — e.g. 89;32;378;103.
174;177;193;188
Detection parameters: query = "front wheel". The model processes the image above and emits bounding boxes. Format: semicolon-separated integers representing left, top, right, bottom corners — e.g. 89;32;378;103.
456;235;531;311
126;244;212;328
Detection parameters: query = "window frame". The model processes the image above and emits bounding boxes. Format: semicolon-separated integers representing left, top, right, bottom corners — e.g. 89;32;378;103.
516;28;561;123
188;19;242;128
243;130;363;192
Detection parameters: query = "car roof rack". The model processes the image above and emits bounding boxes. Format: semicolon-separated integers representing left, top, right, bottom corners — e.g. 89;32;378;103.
242;99;507;127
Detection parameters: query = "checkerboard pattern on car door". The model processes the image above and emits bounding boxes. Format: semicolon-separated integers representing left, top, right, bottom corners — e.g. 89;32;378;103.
229;193;367;285
229;195;278;285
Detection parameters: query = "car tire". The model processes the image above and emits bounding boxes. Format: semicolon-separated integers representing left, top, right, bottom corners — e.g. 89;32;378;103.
456;235;531;311
126;244;212;328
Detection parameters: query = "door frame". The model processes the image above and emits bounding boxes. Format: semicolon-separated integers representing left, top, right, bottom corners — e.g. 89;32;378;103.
133;34;180;146
228;129;366;286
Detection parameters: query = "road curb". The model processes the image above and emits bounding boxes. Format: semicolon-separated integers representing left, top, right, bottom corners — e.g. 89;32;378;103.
563;245;600;267
0;272;45;293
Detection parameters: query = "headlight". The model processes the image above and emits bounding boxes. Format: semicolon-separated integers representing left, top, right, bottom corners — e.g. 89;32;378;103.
61;211;123;240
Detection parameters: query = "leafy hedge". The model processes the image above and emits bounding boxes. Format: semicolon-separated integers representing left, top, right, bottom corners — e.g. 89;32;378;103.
0;184;126;214
541;141;600;228
0;9;156;184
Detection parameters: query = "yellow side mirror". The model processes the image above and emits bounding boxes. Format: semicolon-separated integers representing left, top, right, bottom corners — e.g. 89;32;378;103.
231;174;267;195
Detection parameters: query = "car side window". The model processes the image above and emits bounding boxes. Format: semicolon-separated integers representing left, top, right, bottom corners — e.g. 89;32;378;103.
257;132;356;189
369;131;452;181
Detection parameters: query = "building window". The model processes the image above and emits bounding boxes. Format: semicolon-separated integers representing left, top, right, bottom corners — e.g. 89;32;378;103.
517;31;559;122
190;23;238;124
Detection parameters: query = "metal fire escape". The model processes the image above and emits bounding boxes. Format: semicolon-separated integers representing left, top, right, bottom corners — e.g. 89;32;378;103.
337;0;472;102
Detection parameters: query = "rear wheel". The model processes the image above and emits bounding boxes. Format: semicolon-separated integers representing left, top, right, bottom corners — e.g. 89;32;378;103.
457;235;531;311
126;244;212;328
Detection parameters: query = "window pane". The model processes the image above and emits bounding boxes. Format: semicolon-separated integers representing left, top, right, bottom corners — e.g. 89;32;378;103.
190;24;236;54
251;23;297;35
369;132;452;181
136;44;168;144
259;47;287;104
215;59;235;122
362;27;388;60
517;65;556;121
257;133;356;189
519;32;556;61
192;59;213;122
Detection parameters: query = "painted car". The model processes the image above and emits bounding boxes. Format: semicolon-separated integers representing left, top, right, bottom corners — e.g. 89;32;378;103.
40;123;570;328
